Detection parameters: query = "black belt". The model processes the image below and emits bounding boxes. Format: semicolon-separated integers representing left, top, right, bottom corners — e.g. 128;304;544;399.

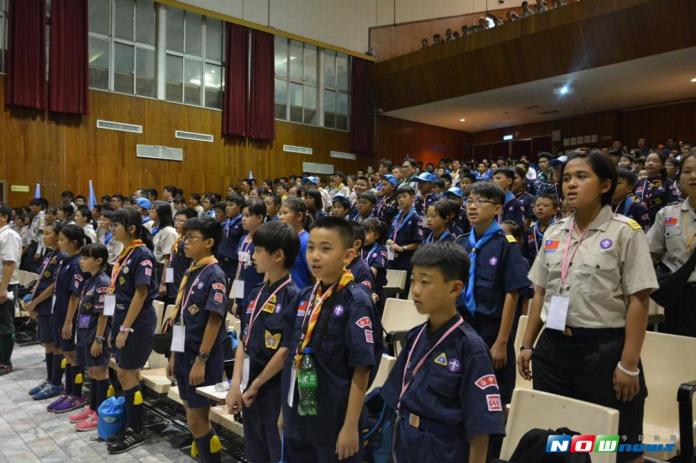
545;327;624;339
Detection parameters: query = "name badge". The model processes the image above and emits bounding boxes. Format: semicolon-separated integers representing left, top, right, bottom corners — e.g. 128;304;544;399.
165;268;174;283
78;314;91;329
387;247;395;261
240;354;250;390
170;324;185;353
103;295;116;317
546;295;570;331
231;279;245;299
288;364;297;407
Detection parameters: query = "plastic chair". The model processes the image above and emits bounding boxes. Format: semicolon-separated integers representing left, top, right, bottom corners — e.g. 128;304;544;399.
368;354;396;394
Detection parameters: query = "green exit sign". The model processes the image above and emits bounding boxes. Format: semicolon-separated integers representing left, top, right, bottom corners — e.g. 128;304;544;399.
10;185;30;193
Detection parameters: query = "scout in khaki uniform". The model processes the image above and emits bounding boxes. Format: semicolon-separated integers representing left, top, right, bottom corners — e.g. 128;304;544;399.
518;150;658;463
647;151;696;337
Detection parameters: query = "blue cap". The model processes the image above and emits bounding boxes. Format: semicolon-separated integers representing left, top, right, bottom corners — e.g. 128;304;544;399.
134;198;152;210
416;172;438;183
382;174;399;187
445;187;465;198
550;155;568;167
304;176;320;186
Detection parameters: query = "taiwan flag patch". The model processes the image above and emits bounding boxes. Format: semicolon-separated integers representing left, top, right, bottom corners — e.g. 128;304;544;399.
544;240;559;253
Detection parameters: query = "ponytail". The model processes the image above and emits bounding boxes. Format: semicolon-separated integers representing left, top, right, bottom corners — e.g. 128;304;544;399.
112;208;154;251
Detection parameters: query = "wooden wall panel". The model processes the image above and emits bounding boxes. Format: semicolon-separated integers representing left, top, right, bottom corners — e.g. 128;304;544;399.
0;76;374;206
619;101;696;148
375;115;470;166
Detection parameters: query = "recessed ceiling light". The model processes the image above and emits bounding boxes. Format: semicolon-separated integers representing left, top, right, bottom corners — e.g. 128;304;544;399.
554;83;573;96
459;118;466;122
691;77;696;83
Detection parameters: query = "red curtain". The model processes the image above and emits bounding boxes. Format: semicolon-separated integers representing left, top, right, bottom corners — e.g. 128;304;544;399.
222;23;249;137
49;0;89;114
5;0;46;110
247;29;274;141
350;58;372;156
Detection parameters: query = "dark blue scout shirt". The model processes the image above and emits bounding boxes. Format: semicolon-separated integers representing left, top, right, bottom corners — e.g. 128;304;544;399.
176;264;228;353
415;192;442;216
452;204;470;237
290;230;312;289
521;221;553;266
76;271;111;346
424;229;455;244
167;238;191;301
53;253;83;320
113;246;158;330
634;177;680;223
240;277;300;388
361;243;387;294
236;236;264;303
281;282;382;446
455;231;530;318
347;257;376;297
33;248;61;316
388;208;424;269
501;195;526;229
376;195;399;226
614;196;651;231
216;215;244;277
381;318;505;449
516;191;535;222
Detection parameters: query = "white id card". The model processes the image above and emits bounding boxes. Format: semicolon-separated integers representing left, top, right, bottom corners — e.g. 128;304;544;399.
171;324;186;353
165;268;174;283
546;295;570;331
51;295;56;314
231;279;245;299
287;364;297;407
103;295;116;316
240;354;250;390
387;247;395;261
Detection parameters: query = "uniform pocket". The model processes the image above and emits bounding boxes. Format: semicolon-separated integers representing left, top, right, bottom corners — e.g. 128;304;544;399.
425;367;461;399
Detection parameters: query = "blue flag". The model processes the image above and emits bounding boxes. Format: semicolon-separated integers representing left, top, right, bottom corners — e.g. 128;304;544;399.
88;180;97;209
34;183;41;199
248;170;254;180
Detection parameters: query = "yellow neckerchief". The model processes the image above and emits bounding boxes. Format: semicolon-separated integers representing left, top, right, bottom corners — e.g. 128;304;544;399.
295;269;354;368
109;239;144;292
169;255;218;327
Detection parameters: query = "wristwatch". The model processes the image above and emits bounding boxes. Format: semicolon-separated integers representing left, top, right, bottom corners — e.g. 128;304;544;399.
95;336;105;343
197;352;210;363
119;326;134;333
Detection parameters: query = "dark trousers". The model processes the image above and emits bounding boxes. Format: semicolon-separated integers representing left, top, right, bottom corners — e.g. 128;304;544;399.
0;285;18;367
663;283;696;337
532;329;647;463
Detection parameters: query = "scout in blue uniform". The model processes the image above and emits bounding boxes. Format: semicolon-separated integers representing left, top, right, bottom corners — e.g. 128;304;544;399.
232;200;266;312
414;172;442;216
613;168;651;231
26;222;63;399
361;218;388;315
280;198;313;289
331;195;351;220
304;190;326;229
444;187;470;236
634;151;681;223
354;192;377;222
424;199;456;244
216;196;245;282
279;217;382;463
386;185;424;276
226;221;301;463
263;194;281;222
513;167;536;227
107;208;159;454
71;243;112;431
521;194;559;266
165;216;228;463
347;222;377;298
381;242;505;463
45;225;87;414
376;175;400;227
492;168;526;229
455;182;530;412
164;208;197;305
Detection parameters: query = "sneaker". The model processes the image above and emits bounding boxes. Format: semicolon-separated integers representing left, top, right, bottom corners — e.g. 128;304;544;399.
107;427;145;454
69;405;93;423
46;393;70;411
105;427;127;445
75;412;98;432
0;365;12;376
29;381;49;396
53;396;86;414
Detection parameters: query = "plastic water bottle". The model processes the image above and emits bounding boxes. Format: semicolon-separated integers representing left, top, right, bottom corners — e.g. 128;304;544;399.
297;347;318;416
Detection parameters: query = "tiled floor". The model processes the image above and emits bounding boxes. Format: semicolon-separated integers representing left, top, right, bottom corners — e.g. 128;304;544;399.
0;343;200;463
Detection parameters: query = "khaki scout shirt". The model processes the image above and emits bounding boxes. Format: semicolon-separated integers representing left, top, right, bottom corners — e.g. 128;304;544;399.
528;205;658;328
647;200;696;283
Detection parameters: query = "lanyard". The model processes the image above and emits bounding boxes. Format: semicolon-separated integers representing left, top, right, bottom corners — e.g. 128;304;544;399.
235;236;253;278
295;280;339;363
532;221;552;254
32;249;58;298
560;219;590;289
244;276;292;345
362;243;379;265
392;209;415;241
178;264;215;326
398;317;464;408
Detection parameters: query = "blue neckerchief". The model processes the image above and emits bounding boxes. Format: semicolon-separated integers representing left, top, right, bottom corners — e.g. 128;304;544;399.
503;191;515;206
425;229;450;244
151;224;160;235
142;216;152;225
225;215;242;238
104;231;112;245
623;196;633;216
361;243;379;265
391;208;416;240
464;221;501;316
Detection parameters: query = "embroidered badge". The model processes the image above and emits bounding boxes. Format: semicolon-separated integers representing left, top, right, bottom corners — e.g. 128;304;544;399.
188;304;199;315
119;276;126;285
545;240;559;253
213;292;224;303
275;304;282;313
364;329;374;344
434;353;448;366
664;217;678;227
212;283;225;291
505;235;516;243
486;394;502;412
197;282;204;289
333;305;345;317
355;316;372;329
488;257;498;266
475;374;498;390
262;302;275;313
264;330;281;350
144;268;152;276
447;359;461;373
600;239;613;249
43;271;51;278
122;266;129;274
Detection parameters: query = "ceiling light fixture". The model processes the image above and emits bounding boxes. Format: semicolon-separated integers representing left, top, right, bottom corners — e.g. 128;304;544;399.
691;77;696;83
459;118;466;122
554;83;573;96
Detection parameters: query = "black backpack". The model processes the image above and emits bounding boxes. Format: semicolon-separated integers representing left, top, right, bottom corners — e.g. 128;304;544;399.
493;427;592;463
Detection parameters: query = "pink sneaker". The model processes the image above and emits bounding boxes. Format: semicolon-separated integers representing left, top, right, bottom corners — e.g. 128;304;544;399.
75;412;98;432
69;405;93;423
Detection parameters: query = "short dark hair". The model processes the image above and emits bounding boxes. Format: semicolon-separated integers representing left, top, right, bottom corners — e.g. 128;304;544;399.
60;224;86;249
534;193;559;208
350;221;366;248
332;195;351;210
60;205;75;217
214;201;228;213
428;199;455;222
467;181;505;205
61;191;74;199
0;206;12;221
411;242;470;283
493;167;515;181
184;217;223;253
283;197;307;215
266;194;282;208
358;192;377;206
252;221;300;269
227;195;247;210
80;243;109;269
29;198;44;208
433;178;445;189
310;216;354;249
561;149;617;206
245;199;267;217
616;168;637;187
396;185;416;196
538;152;552;162
175;208;198;219
379;159;394;171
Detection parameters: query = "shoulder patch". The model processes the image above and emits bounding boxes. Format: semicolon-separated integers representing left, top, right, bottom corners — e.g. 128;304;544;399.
505;235;517;243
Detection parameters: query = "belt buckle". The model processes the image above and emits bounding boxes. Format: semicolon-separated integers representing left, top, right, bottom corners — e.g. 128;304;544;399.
408;413;420;429
563;327;573;336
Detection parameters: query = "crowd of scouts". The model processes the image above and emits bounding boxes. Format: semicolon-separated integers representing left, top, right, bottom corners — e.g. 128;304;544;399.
0;138;694;463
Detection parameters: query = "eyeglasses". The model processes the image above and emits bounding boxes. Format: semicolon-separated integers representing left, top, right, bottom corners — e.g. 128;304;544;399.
184;235;205;242
465;199;498;207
